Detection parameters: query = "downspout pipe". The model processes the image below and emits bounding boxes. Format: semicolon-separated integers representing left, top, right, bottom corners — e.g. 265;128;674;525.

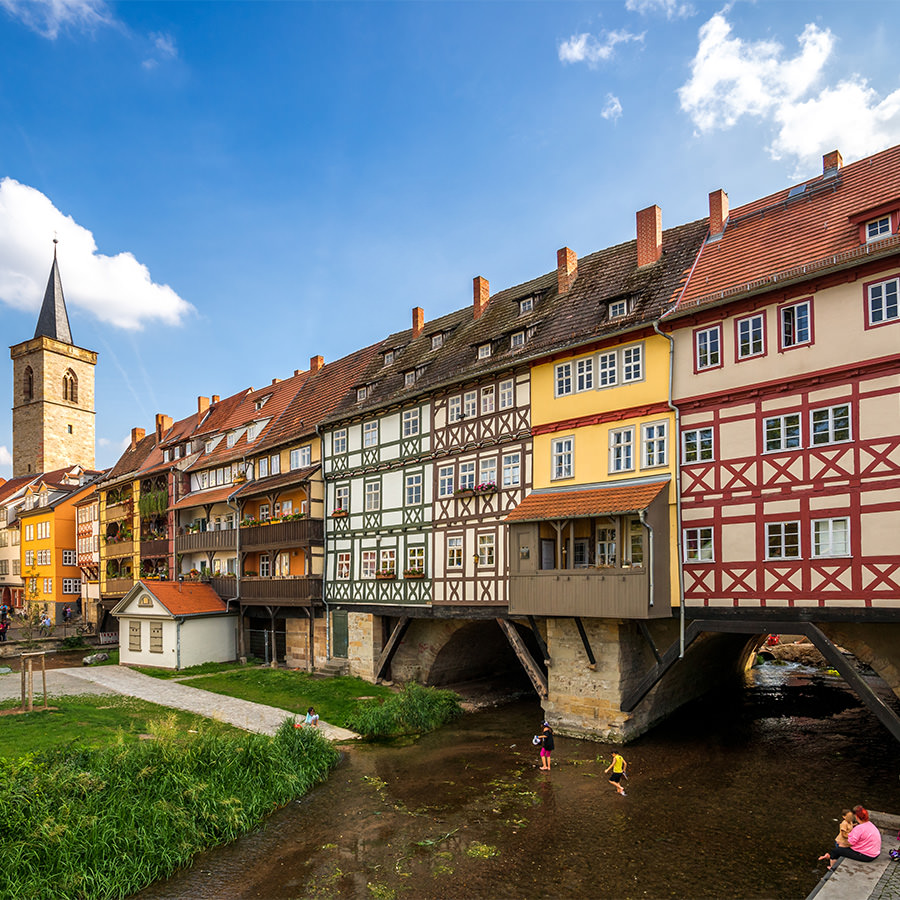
638;508;654;609
226;467;245;660
316;422;331;661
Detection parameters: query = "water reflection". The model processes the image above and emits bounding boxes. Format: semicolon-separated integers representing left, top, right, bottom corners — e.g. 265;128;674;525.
136;663;900;900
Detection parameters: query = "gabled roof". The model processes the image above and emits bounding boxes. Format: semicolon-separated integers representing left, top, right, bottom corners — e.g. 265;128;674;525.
0;475;38;505
34;248;73;344
505;480;669;522
113;580;228;617
671;144;900;316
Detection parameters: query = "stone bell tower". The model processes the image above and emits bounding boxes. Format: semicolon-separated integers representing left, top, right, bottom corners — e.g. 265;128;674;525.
9;243;97;476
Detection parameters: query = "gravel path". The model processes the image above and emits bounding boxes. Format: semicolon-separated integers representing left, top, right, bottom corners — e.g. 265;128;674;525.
0;664;357;741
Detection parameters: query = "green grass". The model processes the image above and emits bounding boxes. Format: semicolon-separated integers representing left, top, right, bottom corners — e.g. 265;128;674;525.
347;682;463;739
130;657;264;679
179;668;394;727
0;717;340;900
0;694;241;757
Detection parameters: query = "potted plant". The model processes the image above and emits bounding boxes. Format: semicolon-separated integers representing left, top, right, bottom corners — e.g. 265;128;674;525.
331;509;349;518
403;567;425;579
375;567;396;580
474;481;497;494
453;487;475;497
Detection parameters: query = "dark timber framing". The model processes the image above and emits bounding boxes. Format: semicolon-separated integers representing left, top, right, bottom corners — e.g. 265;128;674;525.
497;618;548;698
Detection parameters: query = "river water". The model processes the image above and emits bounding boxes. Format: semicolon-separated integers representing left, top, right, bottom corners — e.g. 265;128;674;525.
136;663;900;900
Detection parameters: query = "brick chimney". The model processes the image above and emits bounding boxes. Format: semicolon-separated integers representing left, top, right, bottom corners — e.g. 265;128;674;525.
557;247;577;294
709;190;729;237
636;205;662;267
823;149;843;176
130;427;145;450
211;394;220;404
473;276;490;319
197;396;209;416
310;355;323;372
412;306;424;338
155;413;173;441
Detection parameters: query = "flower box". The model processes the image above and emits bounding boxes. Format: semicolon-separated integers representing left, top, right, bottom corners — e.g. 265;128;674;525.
331;510;349;518
375;571;396;581
403;572;424;580
474;482;497;494
453;488;475;497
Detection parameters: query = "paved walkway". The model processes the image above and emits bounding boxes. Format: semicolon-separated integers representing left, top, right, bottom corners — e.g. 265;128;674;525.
0;664;357;741
808;814;900;900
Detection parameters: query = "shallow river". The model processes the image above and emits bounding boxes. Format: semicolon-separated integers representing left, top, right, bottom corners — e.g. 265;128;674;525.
136;664;900;900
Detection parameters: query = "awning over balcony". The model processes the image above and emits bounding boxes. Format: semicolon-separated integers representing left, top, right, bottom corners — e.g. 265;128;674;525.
505;479;669;523
171;485;239;511
234;464;319;500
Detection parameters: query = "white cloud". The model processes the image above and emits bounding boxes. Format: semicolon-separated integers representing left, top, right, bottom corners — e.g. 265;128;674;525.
143;30;178;70
601;94;624;121
0;445;11;467
626;0;694;20
559;29;645;67
0;178;194;331
0;0;113;39
679;13;900;171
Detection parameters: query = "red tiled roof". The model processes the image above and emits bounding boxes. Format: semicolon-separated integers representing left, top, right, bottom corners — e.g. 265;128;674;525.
135;580;227;616
171;484;240;510
234;465;319;499
0;475;37;503
673;144;900;313
505;481;669;522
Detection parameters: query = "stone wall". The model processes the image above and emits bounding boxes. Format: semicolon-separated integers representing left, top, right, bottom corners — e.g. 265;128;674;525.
284;612;328;670
347;611;382;680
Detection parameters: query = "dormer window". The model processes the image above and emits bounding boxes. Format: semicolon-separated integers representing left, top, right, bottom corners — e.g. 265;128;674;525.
510;331;525;349
519;297;533;315
163;449;171;463
255;396;270;411
431;333;443;350
477;343;492;359
867;216;892;243
226;433;237;448
404;371;415;387
609;299;628;318
383;350;394;366
205;440;213;454
357;386;368;402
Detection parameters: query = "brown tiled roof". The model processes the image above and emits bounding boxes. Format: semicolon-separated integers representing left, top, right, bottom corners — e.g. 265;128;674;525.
234;465;319;499
505;480;669;522
132;580;227;616
171;484;240;511
0;475;38;504
672;144;900;314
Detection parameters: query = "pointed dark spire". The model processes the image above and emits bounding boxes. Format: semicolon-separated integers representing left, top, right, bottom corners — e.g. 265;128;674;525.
34;241;73;344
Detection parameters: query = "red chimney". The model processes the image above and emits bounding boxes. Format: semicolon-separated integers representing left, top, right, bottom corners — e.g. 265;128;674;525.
412;307;424;338
197;396;209;416
155;414;173;441
708;190;729;237
557;247;577;294
310;355;323;372
636;205;662;267
823;149;843;175
130;427;145;450
473;276;489;319
211;395;220;404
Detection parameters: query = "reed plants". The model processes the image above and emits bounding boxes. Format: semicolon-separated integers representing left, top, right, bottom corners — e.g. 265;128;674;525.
346;682;462;739
0;716;339;900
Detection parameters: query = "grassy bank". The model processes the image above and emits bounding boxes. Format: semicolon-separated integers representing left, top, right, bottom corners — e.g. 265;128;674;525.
0;717;339;900
348;683;462;739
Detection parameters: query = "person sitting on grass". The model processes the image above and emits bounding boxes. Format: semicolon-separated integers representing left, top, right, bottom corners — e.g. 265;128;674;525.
818;806;881;868
304;707;319;728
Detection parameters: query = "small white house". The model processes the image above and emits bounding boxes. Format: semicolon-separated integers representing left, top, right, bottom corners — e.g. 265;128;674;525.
111;580;237;670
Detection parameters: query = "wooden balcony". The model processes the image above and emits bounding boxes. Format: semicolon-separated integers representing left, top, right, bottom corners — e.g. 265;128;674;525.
175;530;238;554
105;577;134;595
104;501;131;520
240;518;323;551
105;540;135;559
140;538;168;557
236;575;322;607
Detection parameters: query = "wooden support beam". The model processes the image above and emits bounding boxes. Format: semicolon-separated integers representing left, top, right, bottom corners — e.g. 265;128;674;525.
374;616;411;682
526;615;551;665
637;621;662;665
573;617;596;669
496;618;548;698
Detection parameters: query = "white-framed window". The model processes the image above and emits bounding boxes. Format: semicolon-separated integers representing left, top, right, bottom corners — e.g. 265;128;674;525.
438;465;454;497
447;536;463;568
510;331;525;349
576;357;593;392
38;522;50;539
780;300;811;349
812;517;850;558
597;528;617;566
363;421;379;447
448;396;462;423
479;457;497;487
552;436;574;480
335;484;349;511
24;525;33;541
459;461;476;490
622;345;643;382
464;391;477;418
499;379;514;409
25;550;34;566
383;349;394;366
811;404;851;445
682;428;714;463
269;455;281;475
63;550;76;566
62;578;80;594
361;550;377;579
502;452;521;487
477;343;492;359
481;386;495;415
641;421;668;468
406;545;425;573
866;216;891;242
555;362;573;397
609;299;628;318
259;503;270;521
402;409;420;437
336;552;351;580
379;548;396;574
43;577;52;594
404;371;416;387
405;472;422;506
477;533;495;566
226;432;237;448
291;445;312;469
684;527;714;562
736;313;765;359
333;429;347;454
694;326;721;370
764;414;801;452
867;277;899;325
519;296;533;314
766;521;801;559
431;333;443;350
356;387;367;402
365;481;381;511
609;427;634;473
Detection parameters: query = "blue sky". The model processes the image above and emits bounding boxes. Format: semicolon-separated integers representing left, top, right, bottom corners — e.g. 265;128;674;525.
1;0;899;476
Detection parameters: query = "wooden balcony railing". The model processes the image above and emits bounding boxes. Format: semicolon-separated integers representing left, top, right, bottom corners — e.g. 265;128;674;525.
104;540;135;559
175;530;238;554
104;502;132;520
140;538;168;557
105;577;134;595
230;575;323;606
240;518;324;551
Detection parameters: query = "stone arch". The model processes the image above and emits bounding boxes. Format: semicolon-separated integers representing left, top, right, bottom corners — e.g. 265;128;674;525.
63;368;78;403
23;365;33;402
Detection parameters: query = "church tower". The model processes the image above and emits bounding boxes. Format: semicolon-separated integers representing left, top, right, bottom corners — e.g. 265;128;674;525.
9;244;97;476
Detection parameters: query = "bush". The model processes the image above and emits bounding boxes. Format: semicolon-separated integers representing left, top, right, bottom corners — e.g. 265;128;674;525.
346;682;462;739
0;716;339;899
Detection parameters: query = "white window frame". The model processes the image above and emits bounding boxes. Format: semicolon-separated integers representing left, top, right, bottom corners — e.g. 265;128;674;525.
866;216;891;243
812;517;850;558
694;326;721;371
609;299;628;318
66;549;79;566
477;533;495;567
363;421;379;447
333;429;348;455
364;481;381;512
510;331;525;349
258;457;269;478
379;548;396;574
479;457;497;487
641;421;668;468
356;387;367;402
438;465;454;498
459;461;476;491
736;313;765;359
336;552;351;580
499;379;514;409
519;296;533;315
683;527;714;562
576;357;593;392
766;521;801;560
477;343;492;359
609;427;635;473
447;536;463;568
402;409;420;437
405;472;422;506
383;350;394;367
270;455;281;475
502;452;521;487
406;545;425;573
463;391;477;419
404;371;416;387
811;404;851;446
361;550;377;579
682;428;714;463
764;414;802;452
780;300;811;349
431;333;443;350
555;362;573;397
551;436;574;480
334;484;349;511
481;386;495;415
622;344;643;383
867;277;899;325
448;396;462;423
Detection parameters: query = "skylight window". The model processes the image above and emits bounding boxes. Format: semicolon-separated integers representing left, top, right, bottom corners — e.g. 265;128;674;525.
787;184;807;199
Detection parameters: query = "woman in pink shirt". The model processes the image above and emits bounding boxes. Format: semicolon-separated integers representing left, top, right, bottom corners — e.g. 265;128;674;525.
819;806;882;868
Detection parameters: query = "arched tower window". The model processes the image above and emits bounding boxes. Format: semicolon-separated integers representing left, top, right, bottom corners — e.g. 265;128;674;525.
23;366;33;402
63;369;78;403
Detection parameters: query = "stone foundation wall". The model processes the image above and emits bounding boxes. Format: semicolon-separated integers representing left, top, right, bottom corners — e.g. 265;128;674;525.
347;612;383;681
819;622;900;699
284;613;329;670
